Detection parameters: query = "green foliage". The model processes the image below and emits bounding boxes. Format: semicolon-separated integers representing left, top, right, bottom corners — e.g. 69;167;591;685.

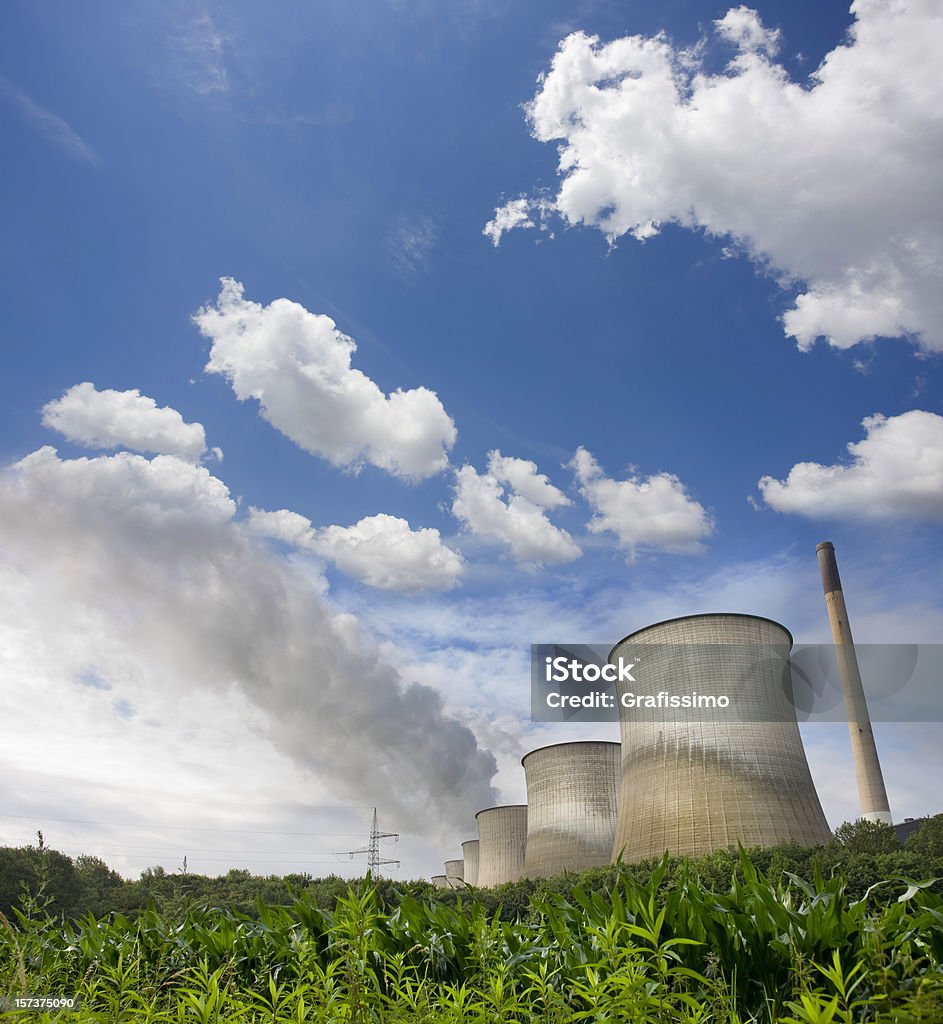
7;822;943;927
4;831;943;1021
2;850;943;1023
833;819;901;856
906;814;943;862
0;842;84;921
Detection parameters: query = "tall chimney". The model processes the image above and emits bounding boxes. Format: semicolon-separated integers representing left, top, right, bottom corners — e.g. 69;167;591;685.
816;541;892;824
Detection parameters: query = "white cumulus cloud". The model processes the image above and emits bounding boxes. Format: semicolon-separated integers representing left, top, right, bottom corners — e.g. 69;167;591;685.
451;452;580;566
571;447;713;560
486;450;571;509
714;5;780;55
758;410;943;521
0;445;497;834
248;508;465;593
487;0;943;352
483;198;537;246
194;278;456;480
42;382;209;462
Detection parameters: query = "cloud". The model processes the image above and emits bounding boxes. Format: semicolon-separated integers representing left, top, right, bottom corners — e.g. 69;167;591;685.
483;198;537;247
451;452;581;565
0;76;99;164
571;447;713;559
0;445;497;834
248;508;465;592
386;214;438;280
758;410;943;521
486;1;943;352
170;11;230;95
486;450;571;509
42;382;209;463
714;5;780;56
194;279;456;480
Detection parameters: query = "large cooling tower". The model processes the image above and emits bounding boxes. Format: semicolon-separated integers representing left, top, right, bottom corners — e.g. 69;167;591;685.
522;741;621;878
461;839;479;886
610;614;831;862
444;859;466;889
475;805;527;887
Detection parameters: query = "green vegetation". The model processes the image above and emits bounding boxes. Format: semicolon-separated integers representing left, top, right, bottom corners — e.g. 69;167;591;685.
1;821;942;1021
4;817;943;925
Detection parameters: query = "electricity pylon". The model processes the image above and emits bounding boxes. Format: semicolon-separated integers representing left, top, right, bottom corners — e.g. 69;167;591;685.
341;808;399;876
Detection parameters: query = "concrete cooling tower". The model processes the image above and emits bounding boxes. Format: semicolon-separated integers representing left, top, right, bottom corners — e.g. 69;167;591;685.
610;614;831;862
522;741;621;878
461;839;479;886
475;805;527;887
444;859;466;889
430;875;449;889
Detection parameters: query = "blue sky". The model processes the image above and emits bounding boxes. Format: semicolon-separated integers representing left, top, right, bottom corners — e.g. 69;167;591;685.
2;0;942;880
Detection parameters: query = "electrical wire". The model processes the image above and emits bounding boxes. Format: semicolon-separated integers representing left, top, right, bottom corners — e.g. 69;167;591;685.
0;812;367;837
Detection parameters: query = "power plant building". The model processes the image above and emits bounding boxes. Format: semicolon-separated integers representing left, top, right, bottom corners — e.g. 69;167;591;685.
475;805;527;887
610;613;831;862
817;541;892;824
444;859;466;889
522;741;620;877
461;839;479;886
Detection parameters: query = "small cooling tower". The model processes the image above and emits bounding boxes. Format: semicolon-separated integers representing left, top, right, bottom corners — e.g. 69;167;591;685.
475;805;527;887
461;839;480;886
444;859;466;889
430;874;449;889
522;741;620;878
610;613;831;862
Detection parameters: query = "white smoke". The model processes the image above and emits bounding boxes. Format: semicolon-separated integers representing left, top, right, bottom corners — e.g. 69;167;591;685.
0;444;497;835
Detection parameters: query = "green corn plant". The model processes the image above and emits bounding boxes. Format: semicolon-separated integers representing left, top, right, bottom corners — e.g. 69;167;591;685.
811;948;881;1022
519;956;569;1024
4;851;943;1023
167;958;233;1024
0;909;29;996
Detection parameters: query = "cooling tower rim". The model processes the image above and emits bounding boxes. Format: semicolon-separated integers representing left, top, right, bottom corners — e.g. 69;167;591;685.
475;803;527;820
461;838;479;850
609;612;793;657
521;739;621;768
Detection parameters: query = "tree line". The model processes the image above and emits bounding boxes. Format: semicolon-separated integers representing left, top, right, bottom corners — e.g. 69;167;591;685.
2;816;941;924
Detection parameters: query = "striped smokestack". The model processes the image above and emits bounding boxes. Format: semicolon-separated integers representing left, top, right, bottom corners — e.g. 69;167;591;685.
816;541;892;824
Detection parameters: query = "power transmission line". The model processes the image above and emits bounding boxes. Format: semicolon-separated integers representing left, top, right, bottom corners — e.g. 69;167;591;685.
0;837;357;857
0;812;367;837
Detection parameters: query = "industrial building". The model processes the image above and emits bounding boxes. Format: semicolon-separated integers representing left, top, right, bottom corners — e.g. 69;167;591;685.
444;859;465;889
475;805;527;887
817;542;892;824
461;839;479;886
522;741;620;877
425;545;914;887
609;613;832;862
